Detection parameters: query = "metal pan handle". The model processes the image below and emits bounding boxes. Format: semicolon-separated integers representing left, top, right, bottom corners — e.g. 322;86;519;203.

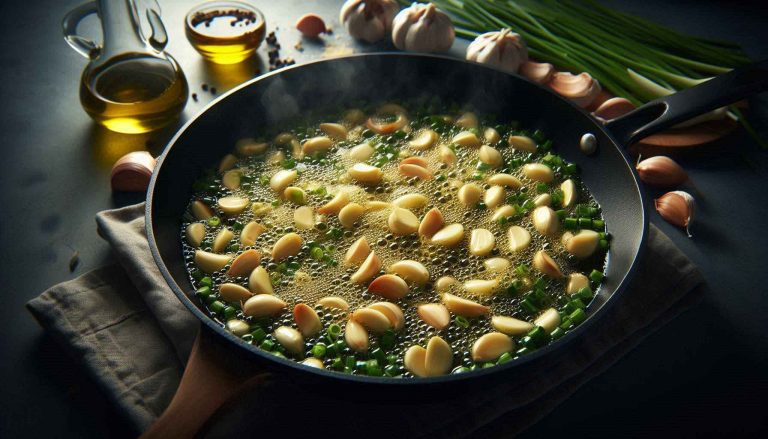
604;59;768;146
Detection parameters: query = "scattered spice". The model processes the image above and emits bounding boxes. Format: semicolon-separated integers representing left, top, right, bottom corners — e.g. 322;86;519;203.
294;41;304;52
210;87;217;95
202;83;209;91
190;8;257;28
192;92;198;102
265;29;296;72
69;251;80;272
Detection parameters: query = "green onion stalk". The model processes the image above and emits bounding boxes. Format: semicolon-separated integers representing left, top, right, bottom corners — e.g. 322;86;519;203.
398;0;763;145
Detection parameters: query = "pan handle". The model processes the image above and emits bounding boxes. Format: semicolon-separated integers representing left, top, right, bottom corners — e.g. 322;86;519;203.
604;59;768;146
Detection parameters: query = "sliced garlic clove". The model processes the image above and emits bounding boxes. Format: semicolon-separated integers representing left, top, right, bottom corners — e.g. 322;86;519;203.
400;156;429;168
317;296;350;311
227;319;251;336
302;136;334;156
350;251;381;284
368;302;405;331
273;326;305;356
345;236;371;266
484;185;506;209
409;129;439;150
218;154;238;173
442;293;490;317
458;183;483;206
319;123;348;140
565;230;600;258
532;206;559;235
235;138;267;157
388;207;419;235
219;283;253;302
534;193;551;207
418;207;445;238
270;169;298;193
484;127;500;144
417;303;451;330
349;163;383;185
284;186;307;205
348;142;375;162
388;260;430;285
533;250;564;278
317;191;350;214
194;250;233;273
345;319;369;352
452;131;481;147
567;273;590;294
425;336;453;376
464;279;500;297
439;145;457;166
479;145;503;168
212;228;235;253
507;226;531;252
367;274;409;300
455;112;478;129
484;257;510;274
435;276;459;292
364;200;392;211
534;308;562;333
227;249;262;277
431;223;465;247
399;163;433;180
392;193;428;209
248;266;274;295
191;200;214;220
293;303;322;337
404;345;428;377
351;308;392;334
222;169;242;190
522;163;554;183
491;315;534;335
302;357;324;369
491;205;516;223
471;332;514;362
240;221;266;246
469;228;496;256
508;135;537;153
294;206;315;230
560;179;577;207
217;196;250;215
272;232;303;262
487;173;523;189
186;223;206;248
338;202;365;229
243;294;286;317
268;150;286;164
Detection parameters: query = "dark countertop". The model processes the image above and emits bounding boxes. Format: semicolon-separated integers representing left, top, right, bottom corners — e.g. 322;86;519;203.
1;0;766;437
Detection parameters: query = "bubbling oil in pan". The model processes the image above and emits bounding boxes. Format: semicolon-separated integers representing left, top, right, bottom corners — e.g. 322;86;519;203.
181;105;608;377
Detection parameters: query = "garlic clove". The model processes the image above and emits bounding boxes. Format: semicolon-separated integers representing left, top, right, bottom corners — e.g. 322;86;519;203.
532;206;559;235
389;260;430;286
484;127;501;145
338;202;365;229
366;105;408;134
271;233;303;262
284;186;307;205
319;123;348;140
565;230;600;258
508;135;537;153
455;112;478;129
235;138;267;157
400;156;429;168
317;191;350;214
294;303;322;337
318;296;350;311
350;251;382;284
484;186;506;209
464;279;500;296
294;206;315;230
349;163;383;185
243;294;286;317
441;293;490;317
218;154;238;173
491;204;516;223
185;223;206;248
655;191;694;237
367;274;409;300
110;150;156;192
248;266;274;295
434;276;459;292
466;28;528;74
194;250;233;273
295;13;327;38
469;228;496;256
471;332;514;362
404;345;428;377
270;169;298;193
479;145;503;168
439;145;457;166
240;221;266;246
227;249;262;277
593;97;636;121
349;142;375;162
534;308;562;333
534;193;551;207
636;156;688;188
345;236;371;266
533;250;564;278
302;136;334;156
560;179;578;207
365;200;392;211
520;61;555;84
549;72;602;108
302;357;325;369
409;129;439;150
419;207;445;238
567;273;590;295
388;207;420;235
345;319;369;352
507;225;531;252
417;303;451;330
484;257;510;274
452;131;481;147
522;163;554;183
430;223;465;247
424;336;453;376
392;193;429;209
190;200;214;220
491;315;534;335
351;308;392;334
227;319;251;336
488;173;523;189
391;2;455;53
458;183;483;206
368;302;405;331
219;283;253;302
222;169;242;190
217;196;250;216
399;163;433;180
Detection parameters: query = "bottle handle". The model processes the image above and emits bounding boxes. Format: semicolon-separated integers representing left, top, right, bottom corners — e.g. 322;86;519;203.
62;1;100;59
137;0;168;51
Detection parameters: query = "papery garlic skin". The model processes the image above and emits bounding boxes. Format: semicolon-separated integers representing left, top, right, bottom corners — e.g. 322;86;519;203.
636;156;688;188
392;3;455;53
549;72;602;108
341;0;400;43
655;190;694;237
466;28;528;73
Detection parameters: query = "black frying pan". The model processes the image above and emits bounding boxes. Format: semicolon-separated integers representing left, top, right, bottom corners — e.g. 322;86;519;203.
147;54;767;394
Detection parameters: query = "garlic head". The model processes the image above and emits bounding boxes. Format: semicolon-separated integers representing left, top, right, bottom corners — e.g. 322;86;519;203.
466;28;528;73
341;0;400;43
392;3;455;53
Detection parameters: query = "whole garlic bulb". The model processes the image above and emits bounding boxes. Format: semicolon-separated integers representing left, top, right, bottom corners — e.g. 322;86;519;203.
340;0;400;43
466;28;528;73
392;3;455;53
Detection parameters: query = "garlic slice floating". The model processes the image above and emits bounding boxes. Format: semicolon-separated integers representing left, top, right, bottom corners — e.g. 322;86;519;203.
565;230;600;258
471;332;514;362
243;294;286;317
368;274;409;300
349;142;374;162
522;163;554;183
388;207;419;235
507;226;531;252
294;304;322;337
389;260;430;285
534;308;561;333
194;251;233;273
567;273;590;294
345;319;369;352
560;179;577;207
452;131;481;147
248;266;274;295
479;145;503;168
219;283;253;302
464;279;499;296
430;223;465;247
532;206;559;235
392;193;429;209
441;293;490;317
533;250;563;278
350;251;381;284
294;206;315;230
469;228;495;256
491;315;534;335
185;223;206;248
227;249;261;277
217;196;249;215
318;191;350;214
349;163;383;185
270;169;298;193
345;236;371;266
417;303;450;330
409;129;439;150
271;233;303;262
240;221;266;246
484;186;506;209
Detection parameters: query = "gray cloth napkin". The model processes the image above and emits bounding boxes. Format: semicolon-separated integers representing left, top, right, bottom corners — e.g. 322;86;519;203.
27;204;705;436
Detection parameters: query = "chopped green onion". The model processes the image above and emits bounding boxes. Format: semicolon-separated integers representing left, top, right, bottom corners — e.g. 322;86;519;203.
550;327;566;340
195;286;211;299
207;216;221;227
332;357;344;370
452;366;471;374
592;219;605;230
381;329;396;349
555;209;567;220
497;352;513;364
327;323;342;339
260;339;275;351
564;218;578;230
578;218;593;229
455;315;470;328
589;269;605;283
520;297;539;314
312;343;327;358
251;328;267;343
223;306;236;320
209;300;225;314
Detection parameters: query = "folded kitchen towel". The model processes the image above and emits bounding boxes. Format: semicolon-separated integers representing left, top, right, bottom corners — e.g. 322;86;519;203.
27;203;705;437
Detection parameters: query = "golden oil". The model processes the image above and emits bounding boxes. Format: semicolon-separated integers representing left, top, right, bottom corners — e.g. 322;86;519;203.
185;2;266;65
80;53;189;134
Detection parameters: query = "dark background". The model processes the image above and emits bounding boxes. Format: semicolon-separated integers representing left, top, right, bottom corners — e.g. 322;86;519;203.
1;0;766;437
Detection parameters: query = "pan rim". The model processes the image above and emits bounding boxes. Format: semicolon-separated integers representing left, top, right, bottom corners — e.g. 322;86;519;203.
146;52;648;386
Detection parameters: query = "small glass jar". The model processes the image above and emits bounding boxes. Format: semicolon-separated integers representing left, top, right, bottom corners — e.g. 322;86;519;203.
185;1;266;65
